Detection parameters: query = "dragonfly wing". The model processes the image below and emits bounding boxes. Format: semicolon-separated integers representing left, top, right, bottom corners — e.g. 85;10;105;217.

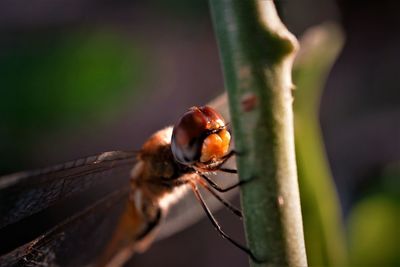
0;151;136;229
0;188;130;267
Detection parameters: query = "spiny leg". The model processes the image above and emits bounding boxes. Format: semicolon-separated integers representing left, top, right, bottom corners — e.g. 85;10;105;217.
190;183;263;263
218;149;246;172
219;150;237;166
200;173;249;193
197;179;242;218
217;167;237;174
202;150;239;172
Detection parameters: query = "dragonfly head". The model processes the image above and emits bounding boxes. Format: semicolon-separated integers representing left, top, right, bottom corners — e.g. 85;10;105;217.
171;106;231;169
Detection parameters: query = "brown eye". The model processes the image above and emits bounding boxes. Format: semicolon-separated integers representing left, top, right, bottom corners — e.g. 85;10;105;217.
171;106;229;166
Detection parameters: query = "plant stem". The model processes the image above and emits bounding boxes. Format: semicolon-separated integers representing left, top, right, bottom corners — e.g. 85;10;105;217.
209;1;307;266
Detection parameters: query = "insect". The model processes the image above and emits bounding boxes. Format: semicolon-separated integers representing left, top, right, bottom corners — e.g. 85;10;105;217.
0;104;258;267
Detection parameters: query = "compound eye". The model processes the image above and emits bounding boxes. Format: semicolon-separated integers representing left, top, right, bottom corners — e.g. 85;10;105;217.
171;106;227;166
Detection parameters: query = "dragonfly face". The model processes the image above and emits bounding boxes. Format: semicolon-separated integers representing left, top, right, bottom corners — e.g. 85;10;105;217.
171;106;231;169
129;105;232;215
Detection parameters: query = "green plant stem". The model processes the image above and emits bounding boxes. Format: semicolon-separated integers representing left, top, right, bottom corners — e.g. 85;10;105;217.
209;1;307;266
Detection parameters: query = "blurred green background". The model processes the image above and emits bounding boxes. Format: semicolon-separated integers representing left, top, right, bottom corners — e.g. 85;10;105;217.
0;0;399;266
1;29;145;172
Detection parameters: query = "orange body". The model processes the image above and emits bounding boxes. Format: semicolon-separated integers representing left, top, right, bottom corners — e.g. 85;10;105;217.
98;127;191;266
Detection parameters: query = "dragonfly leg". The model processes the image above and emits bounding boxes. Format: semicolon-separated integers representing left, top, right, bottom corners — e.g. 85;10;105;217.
190;183;264;263
201;150;241;172
200;173;251;193
218;149;246;171
219;150;237;166
197;179;242;218
217;167;237;174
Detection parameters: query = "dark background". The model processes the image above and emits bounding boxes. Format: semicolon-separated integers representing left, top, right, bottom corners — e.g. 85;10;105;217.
0;0;399;266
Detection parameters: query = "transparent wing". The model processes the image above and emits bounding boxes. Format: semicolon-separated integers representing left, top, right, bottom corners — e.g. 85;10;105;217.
0;188;130;267
0;151;136;229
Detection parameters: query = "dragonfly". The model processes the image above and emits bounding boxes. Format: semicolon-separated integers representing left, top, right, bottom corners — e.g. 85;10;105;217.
0;95;258;267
